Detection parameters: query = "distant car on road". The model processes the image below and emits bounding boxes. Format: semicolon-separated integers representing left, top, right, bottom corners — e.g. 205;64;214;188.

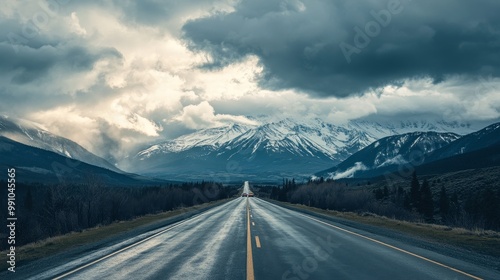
242;193;248;197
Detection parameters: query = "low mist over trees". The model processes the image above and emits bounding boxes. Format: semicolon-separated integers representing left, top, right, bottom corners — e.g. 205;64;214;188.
0;180;235;250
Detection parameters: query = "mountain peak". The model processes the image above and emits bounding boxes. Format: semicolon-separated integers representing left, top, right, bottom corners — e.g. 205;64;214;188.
319;130;461;179
0;115;122;173
129;118;481;181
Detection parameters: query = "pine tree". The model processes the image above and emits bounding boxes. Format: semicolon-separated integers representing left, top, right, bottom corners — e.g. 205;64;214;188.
403;193;411;210
383;185;389;197
410;171;420;210
374;188;384;200
439;186;450;220
419;179;434;220
478;189;499;230
397;186;405;197
24;187;33;211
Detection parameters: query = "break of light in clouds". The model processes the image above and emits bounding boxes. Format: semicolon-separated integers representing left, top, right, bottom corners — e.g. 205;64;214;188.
1;0;499;159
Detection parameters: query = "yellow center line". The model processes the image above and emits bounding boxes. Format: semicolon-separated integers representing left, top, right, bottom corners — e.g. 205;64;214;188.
255;236;261;248
297;212;483;280
246;199;255;280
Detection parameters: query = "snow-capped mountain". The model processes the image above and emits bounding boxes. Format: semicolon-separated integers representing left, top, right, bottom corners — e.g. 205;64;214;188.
137;119;378;161
317;131;461;179
130;118;479;181
317;121;500;180
425;122;500;163
138;123;254;157
0;115;122;173
0;136;164;185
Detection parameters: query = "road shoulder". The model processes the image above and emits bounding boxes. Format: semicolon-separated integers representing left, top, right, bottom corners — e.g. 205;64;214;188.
264;199;500;273
0;198;233;279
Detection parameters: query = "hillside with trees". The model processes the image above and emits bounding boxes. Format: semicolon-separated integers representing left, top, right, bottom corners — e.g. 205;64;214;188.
263;168;500;231
0;180;237;250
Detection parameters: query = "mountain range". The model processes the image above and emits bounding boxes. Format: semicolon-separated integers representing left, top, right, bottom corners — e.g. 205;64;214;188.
0;116;175;185
317;122;500;180
1;115;497;183
127;118;480;182
0;136;163;186
0;115;121;173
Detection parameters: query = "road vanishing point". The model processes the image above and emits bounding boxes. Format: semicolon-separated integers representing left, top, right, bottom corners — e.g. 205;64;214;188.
10;182;500;280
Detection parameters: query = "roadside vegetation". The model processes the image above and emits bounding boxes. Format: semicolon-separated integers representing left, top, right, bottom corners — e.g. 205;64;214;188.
262;170;500;231
256;168;500;256
270;201;500;258
0;198;231;270
0;179;237;252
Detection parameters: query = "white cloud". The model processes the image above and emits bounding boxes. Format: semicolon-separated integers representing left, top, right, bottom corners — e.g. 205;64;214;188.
2;0;499;161
69;12;87;36
174;101;259;129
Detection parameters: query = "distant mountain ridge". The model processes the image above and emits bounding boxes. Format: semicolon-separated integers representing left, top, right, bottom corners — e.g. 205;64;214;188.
129;118;480;181
425;122;500;162
318;131;460;179
318;122;500;179
1;114;491;182
0;136;163;185
0;115;122;173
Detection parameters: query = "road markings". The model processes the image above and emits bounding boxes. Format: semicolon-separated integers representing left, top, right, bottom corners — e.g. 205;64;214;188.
252;222;255;226
296;212;483;280
246;199;255;280
52;209;212;280
52;199;242;280
255;236;261;248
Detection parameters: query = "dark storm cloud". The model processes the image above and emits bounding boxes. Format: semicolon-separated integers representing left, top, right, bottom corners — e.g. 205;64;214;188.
0;11;121;78
182;0;500;97
0;42;120;84
0;3;123;114
67;0;231;28
0;41;121;114
112;0;195;25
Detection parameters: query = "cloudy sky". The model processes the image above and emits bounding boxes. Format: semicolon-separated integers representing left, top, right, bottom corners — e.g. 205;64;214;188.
1;0;499;159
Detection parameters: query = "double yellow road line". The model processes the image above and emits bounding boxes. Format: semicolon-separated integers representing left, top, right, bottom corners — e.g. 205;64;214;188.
246;199;255;280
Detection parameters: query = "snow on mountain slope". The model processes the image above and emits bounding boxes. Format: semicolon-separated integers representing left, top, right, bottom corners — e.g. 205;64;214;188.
0;115;122;173
137;123;255;158
136;118;477;160
135;118;380;162
131;117;478;181
319;131;461;179
425;122;500;162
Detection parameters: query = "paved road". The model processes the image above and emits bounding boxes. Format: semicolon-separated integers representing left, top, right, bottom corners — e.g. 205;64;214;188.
14;190;500;279
243;181;250;194
248;198;498;280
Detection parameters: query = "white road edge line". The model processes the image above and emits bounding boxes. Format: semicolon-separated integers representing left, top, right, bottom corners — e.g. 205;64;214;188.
53;199;237;280
294;211;483;280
